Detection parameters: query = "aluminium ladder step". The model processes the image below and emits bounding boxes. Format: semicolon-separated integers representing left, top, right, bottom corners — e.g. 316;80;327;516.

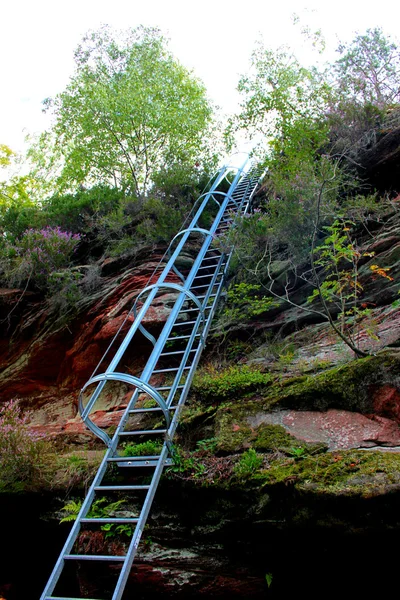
80;518;139;524
64;555;125;562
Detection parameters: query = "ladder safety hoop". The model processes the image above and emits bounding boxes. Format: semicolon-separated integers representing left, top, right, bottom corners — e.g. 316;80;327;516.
132;282;206;346
195;190;239;208
79;372;171;447
134;283;206;326
167;227;215;282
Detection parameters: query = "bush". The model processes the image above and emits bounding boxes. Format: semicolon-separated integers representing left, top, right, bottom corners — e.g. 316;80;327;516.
2;226;80;289
0;400;47;492
41;185;129;233
221;282;277;324
136;198;186;244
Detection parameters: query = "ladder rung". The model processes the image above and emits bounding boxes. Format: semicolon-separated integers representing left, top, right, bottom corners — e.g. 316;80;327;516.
166;334;201;341
64;554;125;562
109;457;173;467
191;282;221;290
160;349;197;356
156;384;185;391
45;597;104;600
196;293;217;300
178;305;212;313
94;485;150;491
128;406;177;414
119;428;167;436
80;518;139;524
107;456;157;463
197;264;220;271
152;366;190;374
192;273;214;280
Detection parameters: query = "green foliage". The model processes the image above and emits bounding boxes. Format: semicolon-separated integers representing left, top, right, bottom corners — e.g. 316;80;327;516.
46;269;83;316
60;498;83;523
30;25;215;197
0;400;49;492
265;573;273;588
54;453;100;491
123;440;162;456
307;218;393;348
222;282;277;324
0;144;14;168
1;226;80;290
192;364;272;403
169;446;205;478
227;41;333;196
60;497;132;537
41;185;128;233
233;448;263;479
335;27;400;109
135;198;186;244
196;437;218;453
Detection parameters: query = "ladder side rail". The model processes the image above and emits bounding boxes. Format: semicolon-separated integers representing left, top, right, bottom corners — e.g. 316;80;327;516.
164;250;228;411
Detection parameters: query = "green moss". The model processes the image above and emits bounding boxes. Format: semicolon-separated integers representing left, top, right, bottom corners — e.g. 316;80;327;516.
257;450;400;497
262;350;400;412
252;424;325;455
214;407;252;453
191;364;273;403
214;406;325;456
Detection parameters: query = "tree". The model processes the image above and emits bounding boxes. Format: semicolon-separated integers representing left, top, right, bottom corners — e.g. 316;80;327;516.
227;42;333;169
335;28;400;109
29;26;216;198
0;145;40;240
223;36;394;357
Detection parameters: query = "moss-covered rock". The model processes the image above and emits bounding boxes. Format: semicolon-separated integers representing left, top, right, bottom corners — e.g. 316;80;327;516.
260;349;400;412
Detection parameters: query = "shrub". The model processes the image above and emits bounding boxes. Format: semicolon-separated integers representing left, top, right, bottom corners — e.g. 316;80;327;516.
2;226;80;289
221;282;277;324
0;400;47;491
136;198;186;244
41;185;128;233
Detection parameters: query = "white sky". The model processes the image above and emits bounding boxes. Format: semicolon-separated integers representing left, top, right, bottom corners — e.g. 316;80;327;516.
1;0;400;154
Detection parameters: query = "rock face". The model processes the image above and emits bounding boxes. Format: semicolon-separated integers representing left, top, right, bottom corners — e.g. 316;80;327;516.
1;188;400;598
357;125;400;192
0;248;182;440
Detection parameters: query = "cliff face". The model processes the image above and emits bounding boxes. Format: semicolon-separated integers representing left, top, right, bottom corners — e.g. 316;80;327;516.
0;248;183;440
1;155;400;598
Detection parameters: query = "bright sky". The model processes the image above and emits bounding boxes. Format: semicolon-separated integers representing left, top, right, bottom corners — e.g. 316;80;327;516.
1;0;400;154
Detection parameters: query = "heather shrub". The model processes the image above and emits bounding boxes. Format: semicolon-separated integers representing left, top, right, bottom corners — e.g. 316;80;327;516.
0;400;48;492
2;225;80;290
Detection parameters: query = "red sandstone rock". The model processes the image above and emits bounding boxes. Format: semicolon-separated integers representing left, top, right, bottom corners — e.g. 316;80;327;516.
249;408;400;450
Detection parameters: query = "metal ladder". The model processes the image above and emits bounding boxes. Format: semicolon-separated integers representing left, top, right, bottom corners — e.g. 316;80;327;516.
41;157;262;600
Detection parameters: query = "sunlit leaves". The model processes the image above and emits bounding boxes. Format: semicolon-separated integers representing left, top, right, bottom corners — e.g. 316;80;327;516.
29;26;215;198
335;27;400;109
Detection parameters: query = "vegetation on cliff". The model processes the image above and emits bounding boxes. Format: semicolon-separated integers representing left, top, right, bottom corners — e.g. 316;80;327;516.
0;19;400;538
